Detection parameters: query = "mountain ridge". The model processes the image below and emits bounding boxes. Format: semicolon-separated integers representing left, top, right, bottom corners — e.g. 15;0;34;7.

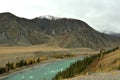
0;12;119;49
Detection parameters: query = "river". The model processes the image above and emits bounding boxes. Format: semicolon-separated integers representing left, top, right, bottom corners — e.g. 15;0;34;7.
3;56;84;80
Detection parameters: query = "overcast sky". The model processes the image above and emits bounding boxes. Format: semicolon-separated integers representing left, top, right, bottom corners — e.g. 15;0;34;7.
0;0;120;33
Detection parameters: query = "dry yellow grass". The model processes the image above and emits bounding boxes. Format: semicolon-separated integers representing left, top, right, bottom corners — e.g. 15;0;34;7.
0;45;96;54
96;50;120;71
0;45;68;54
84;49;120;72
0;45;97;66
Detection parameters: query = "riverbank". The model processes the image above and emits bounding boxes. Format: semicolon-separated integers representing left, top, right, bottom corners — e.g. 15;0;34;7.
0;46;97;80
0;55;86;80
65;71;120;80
0;56;84;80
53;47;119;80
0;58;62;80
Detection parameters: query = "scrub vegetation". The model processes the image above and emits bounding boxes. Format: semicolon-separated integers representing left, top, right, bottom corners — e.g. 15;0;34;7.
53;47;119;80
0;56;47;74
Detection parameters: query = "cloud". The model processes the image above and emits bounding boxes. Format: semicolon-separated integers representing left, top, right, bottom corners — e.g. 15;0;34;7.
0;0;120;32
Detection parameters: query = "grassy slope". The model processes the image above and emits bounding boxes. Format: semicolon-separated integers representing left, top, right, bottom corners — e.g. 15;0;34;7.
65;49;120;80
82;49;120;74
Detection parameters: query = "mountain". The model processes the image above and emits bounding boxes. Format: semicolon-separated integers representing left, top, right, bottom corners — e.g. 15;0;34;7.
109;33;120;38
0;12;53;45
102;31;120;38
0;12;119;49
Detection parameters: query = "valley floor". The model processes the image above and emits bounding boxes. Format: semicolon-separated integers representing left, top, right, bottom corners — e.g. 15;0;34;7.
0;45;98;79
65;71;120;80
0;45;119;80
0;45;97;65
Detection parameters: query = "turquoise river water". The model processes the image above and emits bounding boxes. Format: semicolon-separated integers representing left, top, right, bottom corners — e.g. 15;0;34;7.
3;56;84;80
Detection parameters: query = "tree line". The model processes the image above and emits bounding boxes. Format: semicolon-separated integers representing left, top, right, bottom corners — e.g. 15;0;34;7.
52;46;119;80
0;56;47;74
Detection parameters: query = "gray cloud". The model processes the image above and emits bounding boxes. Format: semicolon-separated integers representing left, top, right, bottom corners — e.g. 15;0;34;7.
0;0;120;33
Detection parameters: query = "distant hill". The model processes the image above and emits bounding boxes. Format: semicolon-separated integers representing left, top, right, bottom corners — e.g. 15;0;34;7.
109;33;120;38
0;12;120;49
102;31;120;38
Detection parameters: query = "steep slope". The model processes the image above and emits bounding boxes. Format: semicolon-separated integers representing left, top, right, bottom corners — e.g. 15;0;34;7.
85;49;120;72
0;12;53;45
67;49;120;80
0;12;119;49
